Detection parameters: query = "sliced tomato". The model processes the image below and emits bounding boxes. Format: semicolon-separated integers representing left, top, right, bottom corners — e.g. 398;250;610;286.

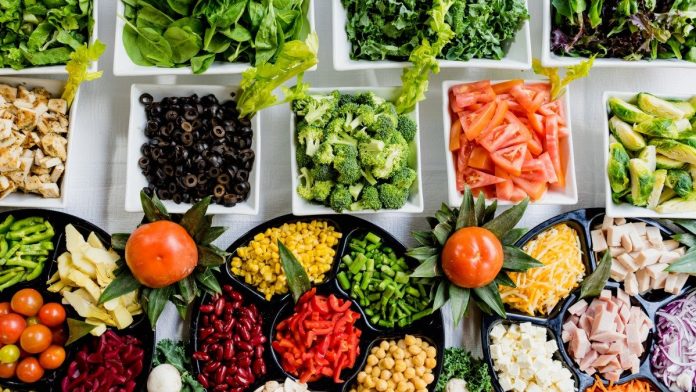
525;83;551;93
512;176;547;201
471;185;495;199
468;146;494;172
449;91;461;114
492;80;524;94
510;85;539;113
477;123;530;152
476;86;497;104
494;167;514;201
479;100;508;137
505;112;542;156
527;112;544;135
451;81;490;95
491;143;527;176
510;187;528;201
521;158;549;183
468;103;483;111
461;168;505;190
456;140;473;173
454;93;478;110
464;101;496;141
559;125;570;138
537;152;558;183
449;118;462;151
544;115;565;187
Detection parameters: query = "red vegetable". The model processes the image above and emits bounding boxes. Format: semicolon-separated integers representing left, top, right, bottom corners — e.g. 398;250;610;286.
272;288;361;384
193;285;266;392
61;330;144;392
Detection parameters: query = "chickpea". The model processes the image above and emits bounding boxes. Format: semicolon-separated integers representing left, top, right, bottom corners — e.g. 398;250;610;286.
413;378;427;390
403;367;416;380
417;352;427;365
380;369;392;380
413;353;425;367
380;341;390;351
376;379;388;391
365;377;376;388
415;366;426;377
394;359;407;372
382;356;395;369
393;348;405;360
404;335;417;346
367;354;379;366
425;357;437;369
392;372;404;383
365;365;373;374
357;371;367;383
372;366;381;378
376;348;386;359
397;380;410;392
425;346;437;358
423;373;435;384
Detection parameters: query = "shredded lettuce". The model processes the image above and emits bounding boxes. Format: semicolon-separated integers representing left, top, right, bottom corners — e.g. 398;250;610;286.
394;0;455;114
532;55;595;100
62;39;106;107
236;33;318;118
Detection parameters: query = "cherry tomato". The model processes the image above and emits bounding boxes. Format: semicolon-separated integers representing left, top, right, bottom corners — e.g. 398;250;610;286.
16;357;43;383
25;317;39;326
38;345;65;370
0;361;16;378
0;344;20;364
51;327;67;346
0;314;26;345
38;303;66;328
0;303;10;315
441;227;504;289
19;325;51;354
125;220;198;288
11;289;43;317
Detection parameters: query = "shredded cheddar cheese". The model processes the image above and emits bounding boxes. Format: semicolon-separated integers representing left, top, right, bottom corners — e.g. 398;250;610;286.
499;223;585;316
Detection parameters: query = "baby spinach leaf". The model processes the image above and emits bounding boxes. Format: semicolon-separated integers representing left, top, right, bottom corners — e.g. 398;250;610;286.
22;46;72;65
203;27;231;53
167;0;195;16
135;3;174;31
123;23;154;66
191;52;216;73
254;0;279;65
164;25;202;63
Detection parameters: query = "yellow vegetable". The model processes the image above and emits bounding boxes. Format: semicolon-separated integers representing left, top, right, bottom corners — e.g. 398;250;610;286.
499;224;585;316
230;220;341;300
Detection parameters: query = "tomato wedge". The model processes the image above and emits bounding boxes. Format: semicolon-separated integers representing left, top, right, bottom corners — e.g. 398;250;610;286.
464;101;496;140
468;146;494;172
510;85;539;113
461;168;505;190
492;79;524;94
479;100;508;137
490;143;527;176
537;152;558;183
511;176;547;201
505;112;542;156
449;119;462;151
477;123;529;152
544;115;565;187
451;81;491;95
495;167;515;201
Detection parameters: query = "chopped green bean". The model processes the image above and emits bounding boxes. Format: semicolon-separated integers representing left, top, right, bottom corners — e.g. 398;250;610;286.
0;216;54;290
0;216;15;234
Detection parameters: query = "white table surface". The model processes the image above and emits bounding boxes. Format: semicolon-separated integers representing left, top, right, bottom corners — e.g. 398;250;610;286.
12;0;696;359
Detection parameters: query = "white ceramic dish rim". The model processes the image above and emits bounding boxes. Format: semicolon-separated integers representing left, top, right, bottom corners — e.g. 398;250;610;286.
125;84;260;215
113;0;317;76
290;86;424;216
603;90;696;218
0;0;99;75
0;77;80;208
541;1;696;69
331;0;532;71
442;79;579;207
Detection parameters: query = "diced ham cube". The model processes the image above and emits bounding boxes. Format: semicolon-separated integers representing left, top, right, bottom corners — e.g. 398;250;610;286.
591;342;610;354
591;229;608;252
562;321;577;343
619;304;631;323
592;330;625;343
631;355;640;374
619;350;633;369
580;313;593;334
579;350;599;372
599;290;612;301
592;354;617;367
626;323;643;355
605;370;621;383
615;319;626;334
616;289;631;306
570;328;591;358
568;299;588;316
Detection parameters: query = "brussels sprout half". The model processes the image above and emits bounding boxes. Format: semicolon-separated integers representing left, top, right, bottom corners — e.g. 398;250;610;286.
609;97;653;124
628;158;654;207
607;142;630;194
609;116;646;151
637;93;688;120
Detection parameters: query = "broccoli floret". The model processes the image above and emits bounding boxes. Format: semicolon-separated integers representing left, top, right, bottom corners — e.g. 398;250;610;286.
361;169;378;185
311;164;334;181
375;102;398;127
371;143;409;179
334;145;361;184
391;167;417;189
370;116;396;137
325;118;345;136
297;124;324;156
350;185;382;211
296;167;315;201
296;146;312;168
348;105;376;130
329;184;352;212
326;131;358;148
313;143;335;165
338;93;355;107
293;94;337;126
397;115;417;142
349;182;364;200
312;180;334;202
353;92;384;107
378;183;408;209
358;139;386;167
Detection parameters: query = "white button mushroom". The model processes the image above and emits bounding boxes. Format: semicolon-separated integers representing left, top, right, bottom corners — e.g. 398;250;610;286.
147;364;182;392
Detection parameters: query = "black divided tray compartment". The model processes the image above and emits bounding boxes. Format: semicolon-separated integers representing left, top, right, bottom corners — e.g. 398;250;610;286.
190;214;445;392
481;208;695;392
0;209;154;392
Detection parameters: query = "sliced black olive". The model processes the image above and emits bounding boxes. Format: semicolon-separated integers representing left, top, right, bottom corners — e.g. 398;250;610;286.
139;93;154;105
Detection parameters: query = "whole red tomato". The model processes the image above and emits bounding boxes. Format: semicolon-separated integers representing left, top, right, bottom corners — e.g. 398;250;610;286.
16;357;43;383
11;289;43;317
0;361;16;378
51;327;67;346
0;314;26;345
125;221;198;288
39;345;65;369
0;302;11;315
19;324;51;354
38;303;66;328
441;227;504;289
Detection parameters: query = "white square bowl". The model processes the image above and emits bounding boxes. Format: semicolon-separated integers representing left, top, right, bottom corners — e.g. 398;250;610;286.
290;87;424;216
113;1;316;76
332;0;531;71
603;91;696;219
541;1;696;69
125;84;260;215
0;77;80;208
442;80;578;207
0;0;99;75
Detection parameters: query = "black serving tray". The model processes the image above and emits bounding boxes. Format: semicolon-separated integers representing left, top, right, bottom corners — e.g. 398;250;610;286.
190;214;445;392
0;209;154;392
481;208;695;392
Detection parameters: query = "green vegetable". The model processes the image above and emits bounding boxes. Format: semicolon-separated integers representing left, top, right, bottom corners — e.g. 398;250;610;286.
0;216;54;290
634;118;693;139
0;0;93;70
278;240;311;303
609;97;653;124
609;116;646;151
638;93;689;120
657;198;696;213
66;318;97;346
638;145;657;171
673;101;696;119
648;169;667;210
607;142;630;194
153;339;205;392
435;347;492;392
656;154;685;169
629;158;655;207
121;0;311;73
652;139;696;165
580;251;612;299
63;39;106;107
532;56;595;100
339;232;432;329
293;91;417;212
665;169;694;198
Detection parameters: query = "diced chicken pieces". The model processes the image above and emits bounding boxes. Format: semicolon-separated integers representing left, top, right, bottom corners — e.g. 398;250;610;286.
615;217;627;225
635;248;661;268
609;247;625;257
607;224;636;247
624;273;639;296
659;251;680;264
636;269;651;294
0;85;17;101
38;183;59;198
620;234;633;252
616;253;639;273
591;229;608;252
662;240;680;251
48;99;67;114
646;227;663;247
601;215;614;231
610;261;628;281
628;230;646;252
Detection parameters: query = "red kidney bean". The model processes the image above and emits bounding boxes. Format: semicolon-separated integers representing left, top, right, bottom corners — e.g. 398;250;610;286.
194;286;265;391
197;374;209;389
